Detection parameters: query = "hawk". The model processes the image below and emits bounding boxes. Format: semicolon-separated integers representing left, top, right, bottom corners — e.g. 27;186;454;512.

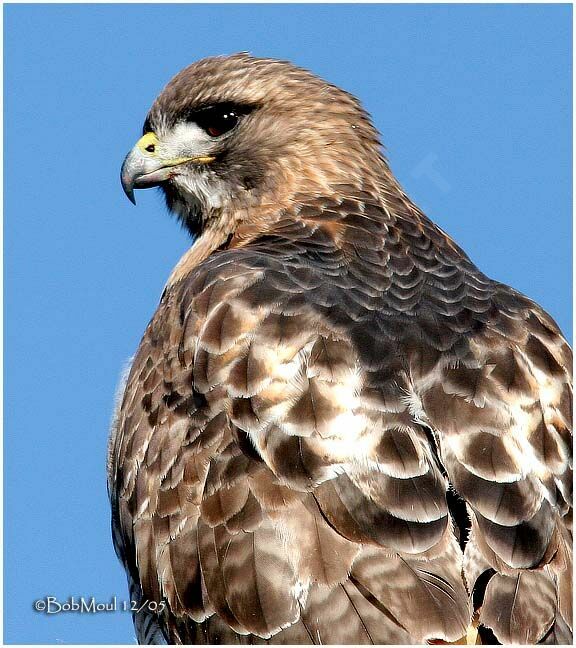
109;54;572;645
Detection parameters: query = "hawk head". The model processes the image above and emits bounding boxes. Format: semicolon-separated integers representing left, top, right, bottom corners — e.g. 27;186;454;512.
121;53;388;237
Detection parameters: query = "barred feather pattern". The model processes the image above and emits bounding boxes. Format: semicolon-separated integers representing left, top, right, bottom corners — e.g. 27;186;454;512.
109;187;572;644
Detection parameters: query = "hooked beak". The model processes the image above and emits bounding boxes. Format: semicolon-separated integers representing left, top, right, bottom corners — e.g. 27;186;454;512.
120;132;215;204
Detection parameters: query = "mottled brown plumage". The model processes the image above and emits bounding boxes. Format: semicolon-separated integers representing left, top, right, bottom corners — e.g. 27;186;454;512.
109;54;572;644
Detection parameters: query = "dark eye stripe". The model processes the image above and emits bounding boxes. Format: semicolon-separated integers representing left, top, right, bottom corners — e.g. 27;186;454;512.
143;103;257;136
195;106;240;137
142;116;154;136
184;103;254;136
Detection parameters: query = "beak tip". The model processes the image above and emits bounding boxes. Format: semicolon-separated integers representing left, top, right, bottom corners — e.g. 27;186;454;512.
121;170;137;204
121;149;139;204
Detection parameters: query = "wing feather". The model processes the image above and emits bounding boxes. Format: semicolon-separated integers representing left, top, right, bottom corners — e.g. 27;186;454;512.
110;193;571;644
480;572;556;643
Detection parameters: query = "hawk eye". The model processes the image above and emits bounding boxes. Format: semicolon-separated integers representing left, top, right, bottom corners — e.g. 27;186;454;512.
194;105;241;138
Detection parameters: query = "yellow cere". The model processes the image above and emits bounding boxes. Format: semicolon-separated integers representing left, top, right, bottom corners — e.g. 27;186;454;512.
135;132;215;166
136;132;160;154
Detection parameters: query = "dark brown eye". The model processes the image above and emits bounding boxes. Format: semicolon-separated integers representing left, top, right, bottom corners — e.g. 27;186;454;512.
145;144;155;153
195;106;240;138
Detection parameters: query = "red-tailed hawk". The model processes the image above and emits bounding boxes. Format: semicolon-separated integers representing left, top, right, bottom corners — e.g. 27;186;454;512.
109;54;572;645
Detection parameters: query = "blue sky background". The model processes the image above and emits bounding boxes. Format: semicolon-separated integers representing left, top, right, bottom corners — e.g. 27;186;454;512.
4;3;572;644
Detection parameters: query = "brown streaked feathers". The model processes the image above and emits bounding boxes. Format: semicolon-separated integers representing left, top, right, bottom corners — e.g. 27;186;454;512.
109;54;572;644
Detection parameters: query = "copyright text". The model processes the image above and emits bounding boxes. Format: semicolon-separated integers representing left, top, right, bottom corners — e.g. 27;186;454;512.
33;596;165;614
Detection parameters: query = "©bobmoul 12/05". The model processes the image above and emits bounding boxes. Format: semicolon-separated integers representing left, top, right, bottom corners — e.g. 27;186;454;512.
108;54;572;645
